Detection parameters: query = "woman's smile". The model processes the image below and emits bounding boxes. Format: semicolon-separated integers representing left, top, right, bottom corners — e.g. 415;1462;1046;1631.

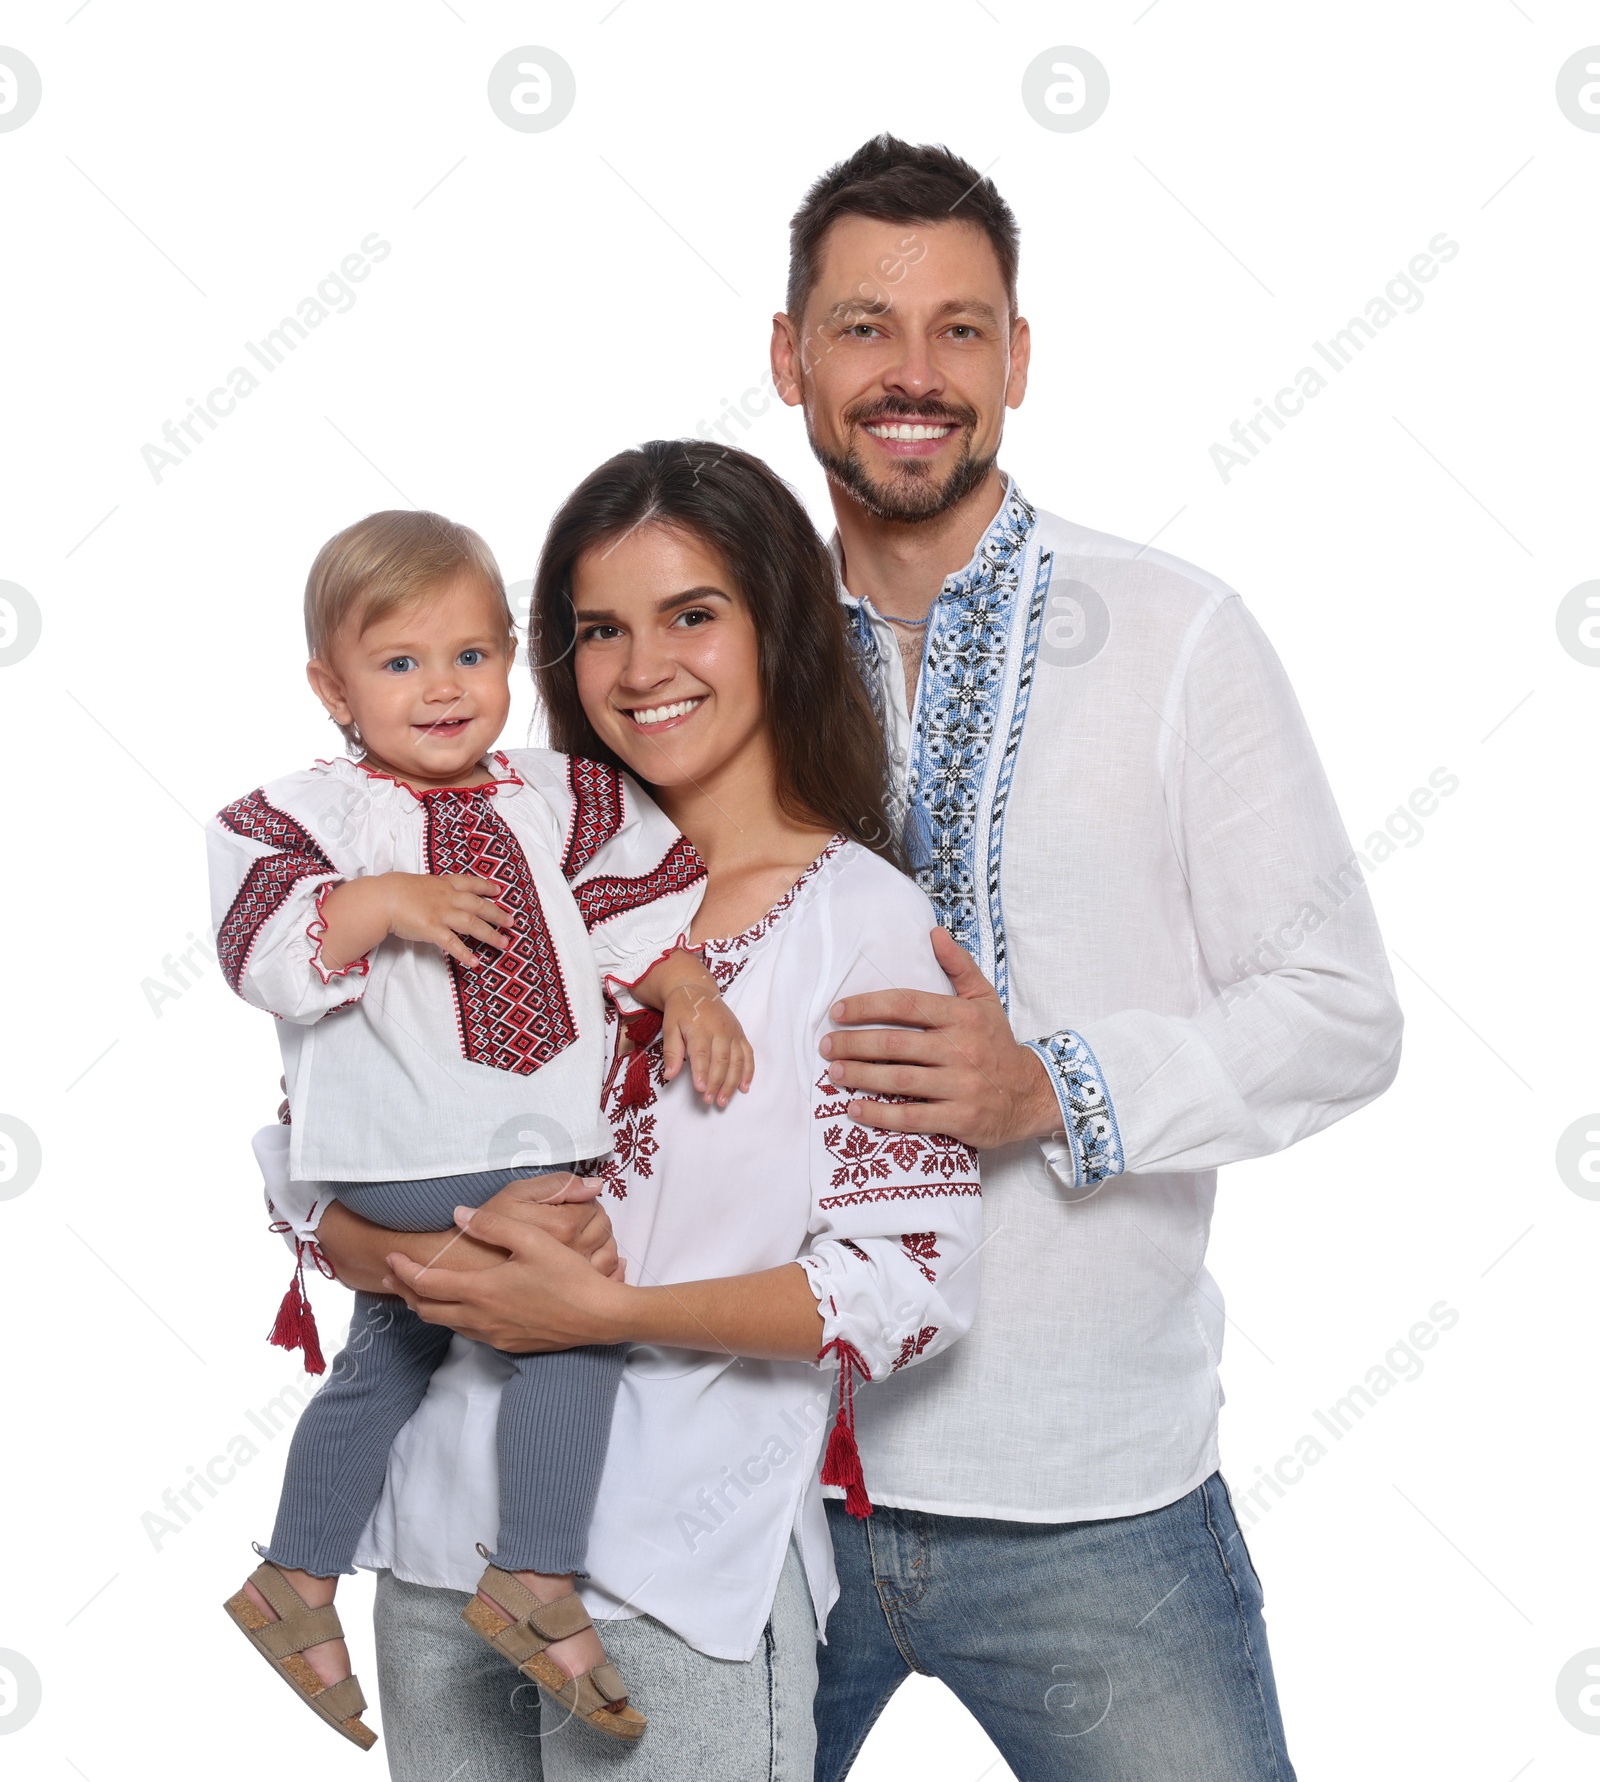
622;696;706;733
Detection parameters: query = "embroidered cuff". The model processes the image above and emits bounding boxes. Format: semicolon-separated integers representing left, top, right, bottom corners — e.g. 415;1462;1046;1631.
603;935;703;1016
265;1194;325;1264
798;1254;847;1366
1023;1029;1125;1189
306;879;374;986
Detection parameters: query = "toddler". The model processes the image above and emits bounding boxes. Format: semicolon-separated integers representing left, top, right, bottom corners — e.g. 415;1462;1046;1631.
213;510;748;1748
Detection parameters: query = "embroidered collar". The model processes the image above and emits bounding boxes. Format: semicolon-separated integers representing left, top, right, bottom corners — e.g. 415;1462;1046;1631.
700;835;853;989
835;480;1048;1009
313;750;524;804
835;476;1034;786
830;474;1025;619
932;477;1033;607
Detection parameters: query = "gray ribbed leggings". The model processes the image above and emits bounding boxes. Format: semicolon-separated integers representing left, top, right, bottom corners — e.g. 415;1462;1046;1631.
263;1166;622;1580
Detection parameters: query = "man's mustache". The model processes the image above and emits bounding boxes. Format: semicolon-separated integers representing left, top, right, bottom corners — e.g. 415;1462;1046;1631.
843;397;978;429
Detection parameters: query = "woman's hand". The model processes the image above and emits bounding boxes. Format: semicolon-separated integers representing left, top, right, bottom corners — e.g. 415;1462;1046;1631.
316;1176;619;1296
386;1197;824;1362
385;1197;628;1352
316;1201;506;1293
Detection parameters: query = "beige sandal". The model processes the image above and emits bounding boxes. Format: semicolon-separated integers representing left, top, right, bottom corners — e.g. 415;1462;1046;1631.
223;1562;378;1750
461;1550;646;1742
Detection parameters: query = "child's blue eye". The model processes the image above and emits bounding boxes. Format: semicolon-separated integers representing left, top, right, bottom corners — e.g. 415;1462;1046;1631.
457;648;485;666
383;656;416;673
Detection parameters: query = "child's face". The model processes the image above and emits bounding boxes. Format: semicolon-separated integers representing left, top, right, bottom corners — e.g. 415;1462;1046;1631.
308;571;515;788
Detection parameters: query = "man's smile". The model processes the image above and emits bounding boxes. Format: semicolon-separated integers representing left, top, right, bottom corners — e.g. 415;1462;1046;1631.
863;420;955;442
856;411;967;460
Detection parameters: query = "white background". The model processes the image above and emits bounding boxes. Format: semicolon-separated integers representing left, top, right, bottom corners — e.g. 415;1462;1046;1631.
1;3;1595;1778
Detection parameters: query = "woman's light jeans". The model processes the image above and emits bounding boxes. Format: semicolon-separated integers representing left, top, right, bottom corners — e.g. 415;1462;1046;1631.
371;1541;817;1780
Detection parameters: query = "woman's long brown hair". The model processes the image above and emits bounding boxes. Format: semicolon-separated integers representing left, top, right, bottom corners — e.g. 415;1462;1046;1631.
532;440;903;868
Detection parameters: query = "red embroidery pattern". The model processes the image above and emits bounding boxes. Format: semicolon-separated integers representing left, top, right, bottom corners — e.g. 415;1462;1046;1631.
424;789;577;1076
700;835;850;991
573;834;706;934
562;756;626;879
841;1239;871;1263
820;1182;982;1210
216;789;336;995
892;1326;938;1372
598;837;846;1198
612;1108;659;1179
901;1232;940;1282
813;1070;981;1203
600;1008;667;1199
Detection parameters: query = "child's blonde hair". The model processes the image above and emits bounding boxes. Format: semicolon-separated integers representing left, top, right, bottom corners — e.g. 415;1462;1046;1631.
305;510;513;748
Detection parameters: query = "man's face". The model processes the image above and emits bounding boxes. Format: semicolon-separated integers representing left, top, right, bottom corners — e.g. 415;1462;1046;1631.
774;216;1029;524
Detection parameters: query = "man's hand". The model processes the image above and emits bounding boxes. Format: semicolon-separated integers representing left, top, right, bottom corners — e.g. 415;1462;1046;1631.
821;928;1062;1151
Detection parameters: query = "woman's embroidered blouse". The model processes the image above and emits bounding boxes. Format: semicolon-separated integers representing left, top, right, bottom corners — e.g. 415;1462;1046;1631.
257;838;984;1659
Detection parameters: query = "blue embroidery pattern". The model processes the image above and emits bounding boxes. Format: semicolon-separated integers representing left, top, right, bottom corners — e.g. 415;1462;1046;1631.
1023;1030;1125;1187
907;488;1037;959
984;547;1052;1008
846;599;888;736
880;484;1127;1187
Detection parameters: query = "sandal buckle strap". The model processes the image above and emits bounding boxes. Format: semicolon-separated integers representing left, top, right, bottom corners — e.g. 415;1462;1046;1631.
523;1594;594;1643
255;1602;344;1658
247;1562;313;1620
588;1662;627;1704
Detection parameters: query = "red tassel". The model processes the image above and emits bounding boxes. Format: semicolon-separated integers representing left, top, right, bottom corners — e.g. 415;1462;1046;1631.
819;1339;874;1518
619;1009;663;1111
269;1254;326;1375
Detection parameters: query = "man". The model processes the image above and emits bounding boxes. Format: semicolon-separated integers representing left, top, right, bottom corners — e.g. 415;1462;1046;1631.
770;136;1402;1782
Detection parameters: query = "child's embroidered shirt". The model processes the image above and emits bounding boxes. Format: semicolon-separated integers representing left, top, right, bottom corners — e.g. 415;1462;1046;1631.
208;750;703;1180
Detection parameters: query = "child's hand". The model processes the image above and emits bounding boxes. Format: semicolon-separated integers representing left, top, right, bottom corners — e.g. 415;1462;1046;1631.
629;944;755;1107
383;871;513;970
661;981;754;1108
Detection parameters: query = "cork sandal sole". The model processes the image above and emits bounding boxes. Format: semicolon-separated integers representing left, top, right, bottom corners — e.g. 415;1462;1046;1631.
225;1579;377;1750
462;1593;646;1742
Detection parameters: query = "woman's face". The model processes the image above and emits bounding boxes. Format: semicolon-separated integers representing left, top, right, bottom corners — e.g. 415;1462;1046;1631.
570;522;767;794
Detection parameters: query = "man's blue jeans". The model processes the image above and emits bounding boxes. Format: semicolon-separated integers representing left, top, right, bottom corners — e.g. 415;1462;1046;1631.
814;1474;1297;1781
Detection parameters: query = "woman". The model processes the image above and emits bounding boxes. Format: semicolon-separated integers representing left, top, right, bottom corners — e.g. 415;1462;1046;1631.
279;442;985;1778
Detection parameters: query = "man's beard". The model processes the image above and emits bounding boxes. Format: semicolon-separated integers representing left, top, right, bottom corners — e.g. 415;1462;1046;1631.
806;399;995;524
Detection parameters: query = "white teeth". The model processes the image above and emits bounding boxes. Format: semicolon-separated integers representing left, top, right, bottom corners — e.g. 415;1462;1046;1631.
866;422;953;441
630;698;701;725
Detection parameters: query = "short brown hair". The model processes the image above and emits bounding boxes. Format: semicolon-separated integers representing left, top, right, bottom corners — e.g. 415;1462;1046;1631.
532;442;904;868
786;134;1020;324
304;510;510;747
